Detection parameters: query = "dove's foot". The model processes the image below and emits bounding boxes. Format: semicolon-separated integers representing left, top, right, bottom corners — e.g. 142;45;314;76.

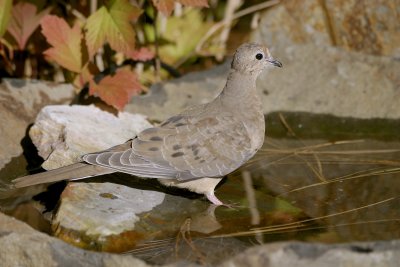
205;192;243;210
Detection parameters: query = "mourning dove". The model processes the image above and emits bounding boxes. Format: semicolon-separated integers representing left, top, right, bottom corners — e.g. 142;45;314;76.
13;43;282;206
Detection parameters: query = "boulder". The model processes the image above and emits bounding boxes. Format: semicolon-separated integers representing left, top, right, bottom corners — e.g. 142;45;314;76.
127;0;400;121
29;105;152;170
126;62;229;121
252;0;400;57
126;44;400;121
0;212;150;267
52;179;221;253
221;241;400;267
1;211;400;267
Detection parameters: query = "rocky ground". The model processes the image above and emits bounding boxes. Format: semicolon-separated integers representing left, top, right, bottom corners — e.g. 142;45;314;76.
1;212;400;267
0;79;74;170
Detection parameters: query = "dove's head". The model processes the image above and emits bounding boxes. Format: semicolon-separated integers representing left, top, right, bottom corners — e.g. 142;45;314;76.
231;43;282;75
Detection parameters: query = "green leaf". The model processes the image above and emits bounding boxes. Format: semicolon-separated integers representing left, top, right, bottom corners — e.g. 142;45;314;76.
0;0;12;38
159;9;212;64
85;0;142;58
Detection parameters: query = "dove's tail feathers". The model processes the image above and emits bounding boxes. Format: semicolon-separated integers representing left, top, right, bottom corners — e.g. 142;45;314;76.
12;163;114;188
83;152;179;179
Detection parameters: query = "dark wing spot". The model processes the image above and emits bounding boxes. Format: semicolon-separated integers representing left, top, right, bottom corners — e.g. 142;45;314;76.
199;160;205;163
187;144;200;156
149;147;159;151
170;116;183;123
150;136;163;141
171;152;184;157
175;123;186;127
194;156;200;160
172;144;182;150
161;115;184;126
188;144;198;150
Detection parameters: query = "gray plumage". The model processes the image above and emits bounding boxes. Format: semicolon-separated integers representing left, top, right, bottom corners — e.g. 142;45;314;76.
13;43;282;205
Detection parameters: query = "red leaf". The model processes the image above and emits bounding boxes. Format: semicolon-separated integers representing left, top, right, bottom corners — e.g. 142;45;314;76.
41;15;82;73
179;0;209;8
89;69;142;110
152;0;175;16
152;0;208;16
127;47;155;61
7;3;51;50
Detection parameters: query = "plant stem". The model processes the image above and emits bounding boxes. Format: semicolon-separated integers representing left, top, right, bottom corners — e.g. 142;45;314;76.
153;7;161;82
196;0;280;54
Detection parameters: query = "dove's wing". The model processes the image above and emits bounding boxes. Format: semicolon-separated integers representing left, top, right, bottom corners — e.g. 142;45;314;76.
83;101;255;180
135;110;254;179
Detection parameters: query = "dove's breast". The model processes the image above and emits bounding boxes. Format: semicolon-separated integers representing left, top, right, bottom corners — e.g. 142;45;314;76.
243;112;265;153
237;93;265;154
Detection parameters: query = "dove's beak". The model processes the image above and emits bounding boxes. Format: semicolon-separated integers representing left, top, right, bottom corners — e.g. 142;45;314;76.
267;58;282;68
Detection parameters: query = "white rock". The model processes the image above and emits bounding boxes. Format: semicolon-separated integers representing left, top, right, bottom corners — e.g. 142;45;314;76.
54;182;165;236
29;105;152;170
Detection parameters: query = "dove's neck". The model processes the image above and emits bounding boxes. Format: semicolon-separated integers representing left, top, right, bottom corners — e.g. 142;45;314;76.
219;70;260;106
218;69;265;151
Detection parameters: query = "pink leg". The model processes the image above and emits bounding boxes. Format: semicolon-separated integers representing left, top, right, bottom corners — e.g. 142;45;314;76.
205;192;242;209
205;191;223;206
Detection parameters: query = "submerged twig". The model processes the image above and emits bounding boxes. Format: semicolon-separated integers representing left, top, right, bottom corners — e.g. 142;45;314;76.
279;167;400;196
175;218;206;264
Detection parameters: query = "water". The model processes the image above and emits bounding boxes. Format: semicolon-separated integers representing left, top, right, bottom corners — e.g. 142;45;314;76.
1;112;399;265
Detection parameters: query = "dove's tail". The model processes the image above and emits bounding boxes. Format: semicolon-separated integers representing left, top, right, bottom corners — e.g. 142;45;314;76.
12;163;114;188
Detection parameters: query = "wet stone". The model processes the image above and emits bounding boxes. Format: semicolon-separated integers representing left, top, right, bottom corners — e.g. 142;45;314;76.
52;178;227;253
53;182;165;251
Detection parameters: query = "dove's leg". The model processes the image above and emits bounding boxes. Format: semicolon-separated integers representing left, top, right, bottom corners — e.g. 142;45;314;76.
158;177;224;205
205;191;223;206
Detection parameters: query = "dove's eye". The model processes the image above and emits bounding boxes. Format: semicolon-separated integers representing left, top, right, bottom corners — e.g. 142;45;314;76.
255;53;263;60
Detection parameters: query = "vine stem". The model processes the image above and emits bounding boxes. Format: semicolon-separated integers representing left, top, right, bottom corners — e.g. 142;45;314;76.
216;0;242;61
195;0;280;54
153;9;161;82
174;0;280;68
